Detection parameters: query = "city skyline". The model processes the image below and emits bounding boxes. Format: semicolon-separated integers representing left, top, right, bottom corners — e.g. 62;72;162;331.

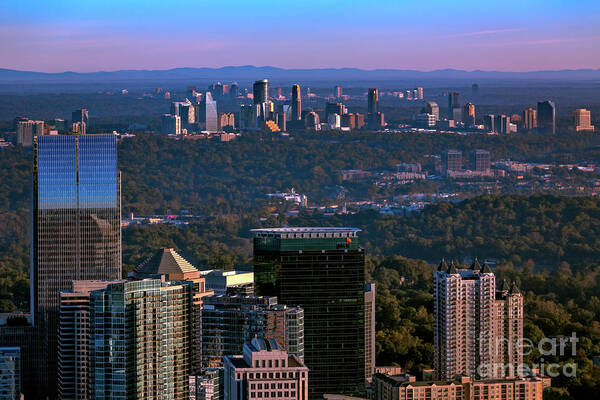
1;1;600;73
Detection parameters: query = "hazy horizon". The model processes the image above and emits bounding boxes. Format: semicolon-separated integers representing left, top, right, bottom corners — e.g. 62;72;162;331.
1;1;599;73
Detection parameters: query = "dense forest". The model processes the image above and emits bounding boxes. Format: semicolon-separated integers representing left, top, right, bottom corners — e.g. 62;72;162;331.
1;133;600;398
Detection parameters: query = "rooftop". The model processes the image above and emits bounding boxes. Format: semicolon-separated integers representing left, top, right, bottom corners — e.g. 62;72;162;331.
134;248;198;277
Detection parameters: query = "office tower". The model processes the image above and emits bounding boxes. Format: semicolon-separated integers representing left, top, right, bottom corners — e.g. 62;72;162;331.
16;120;44;147
574;108;595;132
201;295;304;368
354;113;365;129
253;227;365;398
364;283;376;382
448;91;460;119
223;338;309;400
0;347;20;400
497;114;511;134
328;113;341;130
291;84;302;121
425;101;439;121
57;280;114;400
72;109;89;134
189;369;223;400
325;102;344;120
334;85;343;99
180;103;196;124
434;259;523;380
304;111;320;130
368;88;378;116
537;101;556;135
54;118;67;133
230;82;239;98
161;114;182;135
441;150;462;172
470;150;491;172
522;108;537;131
240;104;260;130
370;112;385;129
372;372;548;400
276;112;287;132
171;100;191;116
341;113;356;129
253;79;269;105
89;279;194;400
415;87;424;100
197;92;218;132
463;102;476;126
483;114;496;132
134;248;214;374
33;134;121;398
415;113;436;128
0;319;39;399
218;112;236;131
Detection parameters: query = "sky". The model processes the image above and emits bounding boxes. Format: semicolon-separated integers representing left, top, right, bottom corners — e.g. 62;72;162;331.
1;0;599;73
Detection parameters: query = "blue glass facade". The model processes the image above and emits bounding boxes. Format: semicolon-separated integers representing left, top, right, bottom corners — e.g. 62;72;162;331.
32;134;121;398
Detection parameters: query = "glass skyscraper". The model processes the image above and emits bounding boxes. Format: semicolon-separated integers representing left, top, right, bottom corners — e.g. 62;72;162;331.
32;134;121;398
252;227;365;398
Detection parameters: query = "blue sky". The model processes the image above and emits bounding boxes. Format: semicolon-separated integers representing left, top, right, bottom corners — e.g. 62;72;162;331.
1;0;598;72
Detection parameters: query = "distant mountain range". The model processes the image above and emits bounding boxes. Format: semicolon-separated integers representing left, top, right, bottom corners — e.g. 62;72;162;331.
1;66;600;85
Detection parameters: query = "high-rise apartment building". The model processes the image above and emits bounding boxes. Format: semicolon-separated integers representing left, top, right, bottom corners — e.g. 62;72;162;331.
573;108;594;132
218;112;236;131
197;92;218;132
522;108;537;131
253;79;269;105
415;87;424;100
189;369;223;400
89;279;194;400
463;103;476;126
201;295;304;368
304;112;320;130
368;88;378;116
253;227;365;398
365;283;376;382
134;248;214;373
223;338;309;400
341;113;356;130
425;102;440;121
354;113;365;129
57;280;115;400
434;259;523;380
483;115;496;132
291;84;302;121
0;347;20;400
16;120;44;147
537;101;556;135
33;134;121;398
72;109;89;134
470;150;491;172
442;150;462;172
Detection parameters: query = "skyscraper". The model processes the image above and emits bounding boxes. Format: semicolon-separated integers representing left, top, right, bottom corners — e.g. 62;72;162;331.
57;280;115;400
201;295;304;368
197;92;218;132
442;150;462;172
161;114;182;135
16;120;44;147
325;102;344;120
434;260;523;380
483;114;495;132
522;108;537;131
365;283;376;382
537;101;556;135
368;88;378;116
425;102;439;121
463;102;476;126
89;279;194;400
71;109;89;134
291;84;302;121
0;347;20;400
573;108;594;132
448;92;460;120
334;85;343;99
253;227;365;398
470;150;491;172
33;134;122;399
253;79;269;105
